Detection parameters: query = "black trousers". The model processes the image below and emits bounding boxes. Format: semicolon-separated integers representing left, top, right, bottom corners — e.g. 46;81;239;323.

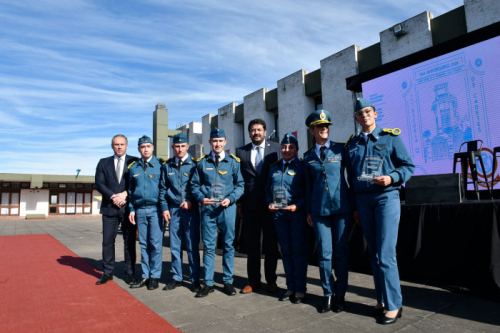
243;207;279;284
102;211;137;275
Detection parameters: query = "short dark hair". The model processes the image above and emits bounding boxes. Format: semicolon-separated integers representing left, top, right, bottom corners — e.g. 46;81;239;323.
248;118;266;132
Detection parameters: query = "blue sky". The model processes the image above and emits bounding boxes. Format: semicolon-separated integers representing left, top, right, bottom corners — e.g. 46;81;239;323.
0;0;463;175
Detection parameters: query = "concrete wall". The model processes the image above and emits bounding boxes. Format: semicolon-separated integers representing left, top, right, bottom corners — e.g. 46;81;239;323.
243;88;275;145
277;70;315;153
380;11;433;64
189;121;203;145
92;190;101;215
464;0;500;32
201;113;214;155
320;45;360;143
20;189;49;217
217;103;244;155
153;103;170;160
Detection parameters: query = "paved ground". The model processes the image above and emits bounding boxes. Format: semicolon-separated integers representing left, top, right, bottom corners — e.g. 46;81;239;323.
1;217;499;332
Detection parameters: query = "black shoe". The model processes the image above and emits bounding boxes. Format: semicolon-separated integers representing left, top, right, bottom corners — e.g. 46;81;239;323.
125;274;136;285
130;278;149;289
96;273;113;285
223;283;236;296
163;279;183;291
190;281;201;293
279;292;294;302
292;293;304;304
380;308;403;325
369;307;385;316
148;278;159;290
321;296;332;313
195;284;214;298
332;295;345;313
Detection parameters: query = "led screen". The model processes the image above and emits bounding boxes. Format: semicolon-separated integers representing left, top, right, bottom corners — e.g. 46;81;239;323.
362;36;500;190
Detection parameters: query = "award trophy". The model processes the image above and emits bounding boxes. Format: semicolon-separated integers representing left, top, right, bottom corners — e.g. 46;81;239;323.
358;156;384;181
210;183;225;202
273;186;288;209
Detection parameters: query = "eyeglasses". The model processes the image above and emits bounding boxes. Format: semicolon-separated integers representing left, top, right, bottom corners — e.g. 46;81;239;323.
355;110;373;118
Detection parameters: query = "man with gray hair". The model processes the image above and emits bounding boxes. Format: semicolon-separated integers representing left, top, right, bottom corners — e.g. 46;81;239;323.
95;134;139;285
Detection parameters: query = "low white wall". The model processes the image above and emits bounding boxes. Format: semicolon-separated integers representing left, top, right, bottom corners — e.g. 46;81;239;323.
20;189;49;217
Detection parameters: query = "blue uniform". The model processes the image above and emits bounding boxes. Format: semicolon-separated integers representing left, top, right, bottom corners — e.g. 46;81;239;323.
344;126;415;311
190;152;245;286
304;141;353;297
128;155;164;279
159;154;201;284
265;157;309;294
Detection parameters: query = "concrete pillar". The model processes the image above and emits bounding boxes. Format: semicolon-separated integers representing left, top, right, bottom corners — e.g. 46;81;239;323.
217;103;244;155
465;0;500;32
201;113;214;155
277;70;315;153
153;103;169;160
188;121;203;145
380;11;433;64
243;88;276;145
320;45;360;143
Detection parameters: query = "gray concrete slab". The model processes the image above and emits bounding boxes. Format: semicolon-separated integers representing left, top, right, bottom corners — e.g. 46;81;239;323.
1;217;498;333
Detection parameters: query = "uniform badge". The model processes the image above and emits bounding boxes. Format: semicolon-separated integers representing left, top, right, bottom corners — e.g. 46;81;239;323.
320;111;326;120
149;174;156;178
206;168;213;170
168;172;175;175
308;160;315;164
183;172;190;176
349;147;358;153
133;174;139;177
272;172;280;177
287;171;296;176
218;170;228;175
374;145;387;151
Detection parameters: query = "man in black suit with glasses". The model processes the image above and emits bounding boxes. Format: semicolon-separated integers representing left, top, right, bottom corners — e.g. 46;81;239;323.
95;134;139;285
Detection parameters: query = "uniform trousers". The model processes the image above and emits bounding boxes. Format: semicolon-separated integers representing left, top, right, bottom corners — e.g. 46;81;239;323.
169;205;201;283
356;190;402;311
201;204;236;286
312;213;353;297
136;206;164;279
274;210;309;294
102;211;136;275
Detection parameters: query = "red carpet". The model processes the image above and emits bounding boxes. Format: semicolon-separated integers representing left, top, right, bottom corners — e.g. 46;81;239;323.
0;234;180;333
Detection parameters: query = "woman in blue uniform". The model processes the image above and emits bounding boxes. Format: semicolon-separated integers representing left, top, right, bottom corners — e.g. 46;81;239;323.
265;133;308;304
344;98;415;325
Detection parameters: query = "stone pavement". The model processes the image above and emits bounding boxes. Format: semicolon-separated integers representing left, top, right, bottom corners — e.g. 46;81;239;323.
1;217;499;332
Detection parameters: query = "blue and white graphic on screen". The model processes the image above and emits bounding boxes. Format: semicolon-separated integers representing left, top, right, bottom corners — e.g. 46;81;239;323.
362;36;500;189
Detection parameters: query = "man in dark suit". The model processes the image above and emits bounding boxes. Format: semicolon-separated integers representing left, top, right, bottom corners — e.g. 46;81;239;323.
95;134;139;285
236;119;281;294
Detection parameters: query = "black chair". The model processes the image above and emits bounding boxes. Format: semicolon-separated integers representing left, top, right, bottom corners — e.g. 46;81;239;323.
452;140;492;201
493;146;500;189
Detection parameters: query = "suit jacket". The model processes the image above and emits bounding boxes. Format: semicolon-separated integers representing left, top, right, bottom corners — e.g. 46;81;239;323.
236;141;281;211
95;154;138;216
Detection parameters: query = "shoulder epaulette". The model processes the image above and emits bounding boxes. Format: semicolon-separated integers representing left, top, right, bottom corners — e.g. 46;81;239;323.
160;158;167;165
382;128;401;136
300;158;304;161
195;155;206;162
191;157;197;162
270;160;279;168
344;135;353;148
127;161;136;169
230;154;240;162
305;146;314;153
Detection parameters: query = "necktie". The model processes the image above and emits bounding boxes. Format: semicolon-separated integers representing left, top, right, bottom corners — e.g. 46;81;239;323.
178;159;182;171
255;146;263;174
115;158;122;183
143;159;148;172
320;146;326;160
215;155;220;168
284;162;290;172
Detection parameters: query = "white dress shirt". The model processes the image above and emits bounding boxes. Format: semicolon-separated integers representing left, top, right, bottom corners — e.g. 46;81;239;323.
251;140;266;169
315;140;331;157
114;154;126;183
211;150;226;161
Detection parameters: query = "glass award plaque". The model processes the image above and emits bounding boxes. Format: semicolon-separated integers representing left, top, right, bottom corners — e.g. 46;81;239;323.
210;183;225;202
273;186;288;209
358;156;384;181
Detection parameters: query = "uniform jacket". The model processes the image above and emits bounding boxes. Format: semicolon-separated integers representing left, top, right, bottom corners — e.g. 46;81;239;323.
304;141;352;216
159;154;198;212
265;157;306;212
190;152;245;211
344;126;415;195
95;154;138;216
128;155;163;212
236;141;281;211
